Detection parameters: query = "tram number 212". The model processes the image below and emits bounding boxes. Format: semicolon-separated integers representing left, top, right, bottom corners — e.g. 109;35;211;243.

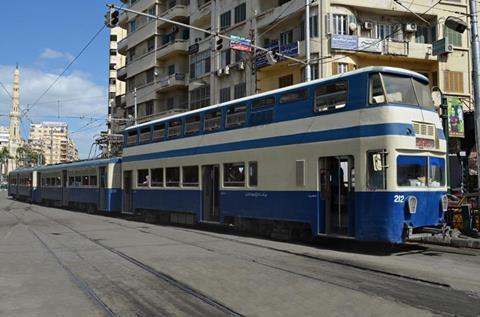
394;195;405;203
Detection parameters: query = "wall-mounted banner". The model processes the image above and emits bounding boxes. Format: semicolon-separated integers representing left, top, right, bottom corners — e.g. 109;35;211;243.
230;35;252;52
447;96;464;138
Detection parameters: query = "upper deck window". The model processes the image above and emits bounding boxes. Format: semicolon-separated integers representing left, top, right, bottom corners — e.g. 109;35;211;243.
204;111;221;132
252;96;275;110
127;130;137;146
371;73;434;111
225;104;246;128
139;127;151;143
185;115;201;136
168;120;182;139
314;81;348;112
280;89;308;104
153;123;165;141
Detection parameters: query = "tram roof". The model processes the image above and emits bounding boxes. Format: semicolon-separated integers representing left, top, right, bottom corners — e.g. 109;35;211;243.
125;66;428;132
11;157;122;173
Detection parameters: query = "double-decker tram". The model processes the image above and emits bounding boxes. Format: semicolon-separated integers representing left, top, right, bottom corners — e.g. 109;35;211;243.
8;67;448;243
121;66;448;243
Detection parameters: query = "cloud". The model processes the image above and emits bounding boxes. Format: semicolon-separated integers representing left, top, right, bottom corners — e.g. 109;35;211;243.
39;48;75;62
0;64;108;159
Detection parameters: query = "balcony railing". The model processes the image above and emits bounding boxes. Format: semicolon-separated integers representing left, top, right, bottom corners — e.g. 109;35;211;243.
157;73;186;90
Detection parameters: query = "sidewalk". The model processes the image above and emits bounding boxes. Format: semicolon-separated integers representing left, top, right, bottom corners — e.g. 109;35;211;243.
412;229;480;249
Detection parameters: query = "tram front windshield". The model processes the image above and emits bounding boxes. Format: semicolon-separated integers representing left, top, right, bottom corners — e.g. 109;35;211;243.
370;73;434;111
397;156;445;187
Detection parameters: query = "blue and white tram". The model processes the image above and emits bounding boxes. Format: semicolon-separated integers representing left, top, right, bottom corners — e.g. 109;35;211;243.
8;167;37;202
122;66;448;243
9;158;123;212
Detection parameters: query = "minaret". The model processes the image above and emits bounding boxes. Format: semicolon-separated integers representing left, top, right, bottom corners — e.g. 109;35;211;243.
7;64;21;172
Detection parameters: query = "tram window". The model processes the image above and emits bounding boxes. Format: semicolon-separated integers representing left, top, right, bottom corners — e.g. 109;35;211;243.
68;176;75;186
168;120;182;139
182;166;199;187
127;130;138;146
397;156;427;187
139;127;151;143
279;89;308;104
429;157;445;187
252;96;275;110
137;169;150;187
248;161;258;187
89;175;98;186
296;160;305;187
369;73;386;104
225;104;246;128
224;162;245;187
382;74;418;105
153;123;165;141
82;176;89;186
166;167;180;187
314;81;347;112
204;111;221;132
151;168;164;187
367;150;387;190
185;115;201;135
413;79;435;111
75;176;81;186
55;177;61;186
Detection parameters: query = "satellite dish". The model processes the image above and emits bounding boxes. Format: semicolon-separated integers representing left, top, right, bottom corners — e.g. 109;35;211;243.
349;22;357;32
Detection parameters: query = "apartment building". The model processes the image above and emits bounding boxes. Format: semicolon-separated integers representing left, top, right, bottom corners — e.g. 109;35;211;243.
0;126;9;151
109;26;128;134
28;122;79;165
115;0;472;123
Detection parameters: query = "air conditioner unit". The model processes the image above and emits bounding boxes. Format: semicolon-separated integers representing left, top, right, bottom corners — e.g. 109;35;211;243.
237;61;245;70
216;68;224;77
195;37;202;43
224;65;230;75
404;23;417;32
362;21;373;30
446;44;454;53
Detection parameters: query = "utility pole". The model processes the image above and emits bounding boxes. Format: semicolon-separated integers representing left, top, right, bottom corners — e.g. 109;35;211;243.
49;128;53;165
133;87;137;126
469;0;480;189
305;0;311;82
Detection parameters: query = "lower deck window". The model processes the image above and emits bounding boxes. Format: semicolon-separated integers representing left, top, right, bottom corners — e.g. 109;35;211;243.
137;169;150;187
397;156;427;187
224;162;245;187
367;150;387;190
429;157;445;187
151;168;164;187
166;167;180;187
248;161;258;187
182;166;199;187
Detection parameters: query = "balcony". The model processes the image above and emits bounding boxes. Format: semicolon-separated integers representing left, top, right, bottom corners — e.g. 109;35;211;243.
156;73;187;92
119;11;128;28
118;37;128;54
158;0;189;27
256;0;304;30
383;41;408;56
156;39;188;60
117;66;127;81
130;0;155;13
191;0;211;26
126;20;158;49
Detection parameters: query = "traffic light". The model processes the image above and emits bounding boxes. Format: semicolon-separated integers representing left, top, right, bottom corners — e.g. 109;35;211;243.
215;37;223;51
105;8;120;28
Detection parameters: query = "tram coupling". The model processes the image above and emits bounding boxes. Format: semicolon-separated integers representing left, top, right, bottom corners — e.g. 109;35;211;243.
405;224;450;240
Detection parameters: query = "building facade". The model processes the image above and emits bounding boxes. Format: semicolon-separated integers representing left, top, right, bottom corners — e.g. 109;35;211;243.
109;26;128;135
28;122;79;165
114;0;472;122
0;126;9;151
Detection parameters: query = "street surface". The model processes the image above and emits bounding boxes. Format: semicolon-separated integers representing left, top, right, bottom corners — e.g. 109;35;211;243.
0;192;479;317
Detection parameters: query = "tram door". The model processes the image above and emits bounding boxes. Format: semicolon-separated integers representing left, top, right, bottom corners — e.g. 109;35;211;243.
123;171;133;214
319;156;355;235
99;166;107;211
202;165;220;222
62;170;68;207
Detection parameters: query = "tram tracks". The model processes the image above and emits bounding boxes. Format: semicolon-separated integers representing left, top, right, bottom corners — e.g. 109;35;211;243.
19;204;242;317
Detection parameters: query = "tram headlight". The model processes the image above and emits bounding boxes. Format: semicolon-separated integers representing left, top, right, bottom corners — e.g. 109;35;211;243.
441;194;448;212
407;196;417;214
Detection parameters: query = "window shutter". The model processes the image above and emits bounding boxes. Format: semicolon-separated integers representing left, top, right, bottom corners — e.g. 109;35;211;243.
444;71;464;93
332;62;339;75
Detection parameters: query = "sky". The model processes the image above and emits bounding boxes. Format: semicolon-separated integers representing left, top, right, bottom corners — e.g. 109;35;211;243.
0;1;123;159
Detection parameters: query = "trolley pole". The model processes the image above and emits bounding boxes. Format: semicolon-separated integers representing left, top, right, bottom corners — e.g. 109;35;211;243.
469;0;480;190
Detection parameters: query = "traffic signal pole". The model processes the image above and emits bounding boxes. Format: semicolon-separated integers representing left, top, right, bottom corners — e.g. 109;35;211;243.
469;0;480;190
107;4;307;67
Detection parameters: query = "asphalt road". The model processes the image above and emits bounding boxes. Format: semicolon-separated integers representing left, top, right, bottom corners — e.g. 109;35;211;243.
1;193;479;317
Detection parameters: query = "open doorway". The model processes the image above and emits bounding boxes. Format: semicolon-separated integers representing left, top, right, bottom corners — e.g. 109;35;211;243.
123;171;133;214
202;165;220;222
319;156;355;235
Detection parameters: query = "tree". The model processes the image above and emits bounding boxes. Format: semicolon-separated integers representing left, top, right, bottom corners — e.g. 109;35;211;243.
0;148;10;177
16;146;45;167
